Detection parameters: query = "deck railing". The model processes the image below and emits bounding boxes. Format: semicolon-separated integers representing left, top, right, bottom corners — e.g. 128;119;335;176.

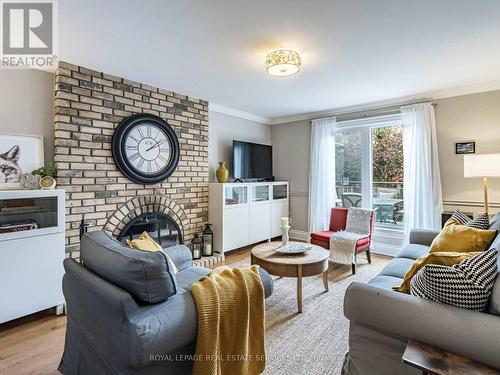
335;181;403;199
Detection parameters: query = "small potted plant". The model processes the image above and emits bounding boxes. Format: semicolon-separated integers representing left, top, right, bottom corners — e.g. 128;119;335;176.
31;166;57;190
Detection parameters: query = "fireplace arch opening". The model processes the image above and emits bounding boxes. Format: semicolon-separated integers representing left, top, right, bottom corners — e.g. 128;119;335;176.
117;212;182;248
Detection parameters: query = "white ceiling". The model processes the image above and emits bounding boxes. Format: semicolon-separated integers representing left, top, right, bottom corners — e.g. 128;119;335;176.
59;0;500;122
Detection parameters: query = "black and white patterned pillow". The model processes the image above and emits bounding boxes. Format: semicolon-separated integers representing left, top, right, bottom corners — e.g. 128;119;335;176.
410;250;498;311
450;210;490;230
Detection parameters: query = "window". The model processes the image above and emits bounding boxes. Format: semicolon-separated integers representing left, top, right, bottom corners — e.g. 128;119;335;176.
335;114;404;232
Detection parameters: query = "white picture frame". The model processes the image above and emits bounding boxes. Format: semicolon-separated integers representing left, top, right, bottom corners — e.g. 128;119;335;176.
0;133;44;190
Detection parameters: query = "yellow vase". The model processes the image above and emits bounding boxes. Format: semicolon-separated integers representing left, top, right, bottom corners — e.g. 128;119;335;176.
216;162;229;183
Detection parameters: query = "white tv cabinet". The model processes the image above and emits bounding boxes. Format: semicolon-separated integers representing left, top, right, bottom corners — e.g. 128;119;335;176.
209;181;289;253
0;189;65;323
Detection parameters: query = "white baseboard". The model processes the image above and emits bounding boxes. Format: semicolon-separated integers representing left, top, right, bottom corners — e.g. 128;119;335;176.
289;229;309;242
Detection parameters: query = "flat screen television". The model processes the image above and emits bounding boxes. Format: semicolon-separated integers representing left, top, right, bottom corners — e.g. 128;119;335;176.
232;140;273;180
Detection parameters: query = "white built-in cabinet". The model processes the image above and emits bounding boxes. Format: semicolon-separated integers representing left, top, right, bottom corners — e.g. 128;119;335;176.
0;189;65;323
209;182;289;253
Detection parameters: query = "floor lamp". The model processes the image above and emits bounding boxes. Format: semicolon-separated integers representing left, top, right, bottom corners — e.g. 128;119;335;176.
464;154;500;214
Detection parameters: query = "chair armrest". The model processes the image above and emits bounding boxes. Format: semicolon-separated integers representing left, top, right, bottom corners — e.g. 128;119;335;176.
257;267;274;298
409;228;440;246
344;282;500;369
163;244;193;271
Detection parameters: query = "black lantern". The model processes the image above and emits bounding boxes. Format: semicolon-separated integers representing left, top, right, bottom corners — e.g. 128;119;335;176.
202;223;214;256
191;233;202;260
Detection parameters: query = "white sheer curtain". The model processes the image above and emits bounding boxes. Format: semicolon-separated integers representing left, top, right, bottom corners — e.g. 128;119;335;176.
401;103;443;241
308;117;337;233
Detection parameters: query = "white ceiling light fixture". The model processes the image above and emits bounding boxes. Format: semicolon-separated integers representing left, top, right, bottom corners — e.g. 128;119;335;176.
265;49;301;77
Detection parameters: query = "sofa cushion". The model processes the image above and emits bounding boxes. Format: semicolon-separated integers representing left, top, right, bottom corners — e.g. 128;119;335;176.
126;231;163;251
163;244;193;271
395;251;480;294
127;231;179;274
429;221;496;253
411;250;498;311
368;275;404;290
377;257;415;279
397;244;429;261
80;231;177;304
450;210;490;230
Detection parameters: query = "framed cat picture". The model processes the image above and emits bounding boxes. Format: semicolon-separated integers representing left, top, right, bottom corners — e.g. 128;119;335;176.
0;134;44;190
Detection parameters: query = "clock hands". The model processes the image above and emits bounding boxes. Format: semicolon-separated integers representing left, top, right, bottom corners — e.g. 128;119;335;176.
146;138;168;152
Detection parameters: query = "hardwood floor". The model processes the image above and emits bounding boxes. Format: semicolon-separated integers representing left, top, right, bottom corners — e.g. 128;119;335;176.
0;244;389;375
0;309;66;375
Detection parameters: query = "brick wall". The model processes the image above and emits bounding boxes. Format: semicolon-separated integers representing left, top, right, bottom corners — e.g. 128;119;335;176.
53;61;209;255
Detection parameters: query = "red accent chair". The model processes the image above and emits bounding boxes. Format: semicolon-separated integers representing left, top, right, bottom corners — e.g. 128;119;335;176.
310;208;375;274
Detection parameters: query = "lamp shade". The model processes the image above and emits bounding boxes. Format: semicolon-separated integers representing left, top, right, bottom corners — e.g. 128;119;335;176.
464;154;500;178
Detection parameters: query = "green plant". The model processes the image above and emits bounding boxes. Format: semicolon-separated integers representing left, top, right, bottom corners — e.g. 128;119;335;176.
32;166;57;178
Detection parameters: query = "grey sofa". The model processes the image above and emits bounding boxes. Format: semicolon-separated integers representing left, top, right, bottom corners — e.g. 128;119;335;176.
343;217;500;375
58;231;274;375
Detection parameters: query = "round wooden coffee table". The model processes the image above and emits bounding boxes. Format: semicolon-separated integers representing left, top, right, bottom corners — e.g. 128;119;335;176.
251;241;329;313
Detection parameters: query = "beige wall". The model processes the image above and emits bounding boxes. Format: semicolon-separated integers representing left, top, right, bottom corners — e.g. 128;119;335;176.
208;110;271;182
435;90;500;215
0;70;54;165
272;120;310;231
272;89;500;232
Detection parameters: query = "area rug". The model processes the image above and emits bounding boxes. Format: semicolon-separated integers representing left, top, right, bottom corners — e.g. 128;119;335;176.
262;259;385;375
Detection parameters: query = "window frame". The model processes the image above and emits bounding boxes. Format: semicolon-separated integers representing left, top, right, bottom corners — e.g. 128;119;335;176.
335;114;404;254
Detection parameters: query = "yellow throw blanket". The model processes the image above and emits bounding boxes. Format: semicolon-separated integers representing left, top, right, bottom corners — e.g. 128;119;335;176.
191;265;266;375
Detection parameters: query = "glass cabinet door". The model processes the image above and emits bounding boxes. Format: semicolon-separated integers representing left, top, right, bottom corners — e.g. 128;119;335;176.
0;196;58;234
225;186;248;206
251;185;270;202
272;184;288;200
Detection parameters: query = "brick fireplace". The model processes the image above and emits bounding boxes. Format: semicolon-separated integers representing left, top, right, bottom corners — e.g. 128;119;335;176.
53;61;209;259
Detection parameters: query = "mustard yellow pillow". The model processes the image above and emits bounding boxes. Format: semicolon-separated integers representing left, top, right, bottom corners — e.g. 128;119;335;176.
429;220;496;253
127;231;162;252
394;251;480;293
127;232;178;273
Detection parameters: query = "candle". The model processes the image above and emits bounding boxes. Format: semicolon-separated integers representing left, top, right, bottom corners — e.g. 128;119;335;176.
204;244;212;255
281;217;289;227
193;249;200;259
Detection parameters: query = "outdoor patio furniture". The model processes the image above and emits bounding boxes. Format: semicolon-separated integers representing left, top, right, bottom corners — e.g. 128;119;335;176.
341;192;362;208
372;198;403;224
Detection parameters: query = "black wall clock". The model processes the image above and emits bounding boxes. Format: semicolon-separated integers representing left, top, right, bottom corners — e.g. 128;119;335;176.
112;114;180;184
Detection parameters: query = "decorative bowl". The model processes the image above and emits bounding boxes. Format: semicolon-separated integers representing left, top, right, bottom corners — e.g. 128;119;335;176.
274;243;312;255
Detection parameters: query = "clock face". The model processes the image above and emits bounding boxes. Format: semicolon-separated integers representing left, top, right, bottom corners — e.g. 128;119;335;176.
112;114;180;184
124;123;171;175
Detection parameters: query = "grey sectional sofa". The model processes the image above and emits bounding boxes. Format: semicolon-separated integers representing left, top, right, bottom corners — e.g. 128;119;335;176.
343;218;500;375
58;231;274;375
